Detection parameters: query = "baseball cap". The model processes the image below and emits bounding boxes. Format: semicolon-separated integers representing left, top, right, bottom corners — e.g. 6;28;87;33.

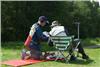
38;16;49;24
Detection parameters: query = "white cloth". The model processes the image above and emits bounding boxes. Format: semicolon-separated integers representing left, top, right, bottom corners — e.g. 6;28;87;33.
49;26;67;36
43;31;50;37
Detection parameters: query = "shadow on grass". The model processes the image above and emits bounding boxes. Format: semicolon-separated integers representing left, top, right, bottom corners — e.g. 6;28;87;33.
56;59;94;65
69;59;94;65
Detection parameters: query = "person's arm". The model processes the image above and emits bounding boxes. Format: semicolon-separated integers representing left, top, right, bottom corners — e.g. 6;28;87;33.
36;27;48;41
24;25;36;49
47;29;54;47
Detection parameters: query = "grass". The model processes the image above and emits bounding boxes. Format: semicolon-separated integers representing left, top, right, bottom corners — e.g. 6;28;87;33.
1;38;100;67
81;38;100;46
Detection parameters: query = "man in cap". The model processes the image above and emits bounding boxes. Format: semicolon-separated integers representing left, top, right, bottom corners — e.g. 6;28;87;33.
24;16;49;60
49;20;89;61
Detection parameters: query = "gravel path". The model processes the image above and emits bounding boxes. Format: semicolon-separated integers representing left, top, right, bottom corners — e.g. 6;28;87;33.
85;44;100;49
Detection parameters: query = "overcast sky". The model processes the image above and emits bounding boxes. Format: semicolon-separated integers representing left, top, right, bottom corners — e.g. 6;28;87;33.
90;0;100;6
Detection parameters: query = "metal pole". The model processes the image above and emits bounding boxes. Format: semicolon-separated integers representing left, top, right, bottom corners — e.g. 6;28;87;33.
77;23;80;39
74;22;80;39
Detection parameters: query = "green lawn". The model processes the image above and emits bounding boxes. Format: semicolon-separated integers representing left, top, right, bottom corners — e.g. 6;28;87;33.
1;38;100;67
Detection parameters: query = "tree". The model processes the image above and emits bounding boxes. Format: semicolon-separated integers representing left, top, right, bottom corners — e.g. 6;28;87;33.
1;1;100;42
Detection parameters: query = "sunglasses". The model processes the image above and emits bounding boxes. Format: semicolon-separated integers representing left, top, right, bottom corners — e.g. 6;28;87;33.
41;20;46;23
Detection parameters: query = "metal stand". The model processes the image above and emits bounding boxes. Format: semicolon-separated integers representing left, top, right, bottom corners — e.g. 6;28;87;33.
74;22;80;57
74;22;80;40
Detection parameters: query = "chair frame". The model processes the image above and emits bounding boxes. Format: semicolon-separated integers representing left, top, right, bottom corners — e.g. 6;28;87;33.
50;35;80;62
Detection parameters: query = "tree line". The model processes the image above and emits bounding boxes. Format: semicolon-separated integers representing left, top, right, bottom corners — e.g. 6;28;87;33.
1;1;100;42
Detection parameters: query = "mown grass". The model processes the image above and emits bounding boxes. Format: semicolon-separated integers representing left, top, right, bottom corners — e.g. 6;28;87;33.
1;38;100;67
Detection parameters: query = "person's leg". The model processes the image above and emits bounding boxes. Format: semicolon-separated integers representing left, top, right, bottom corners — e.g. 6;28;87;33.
30;49;42;60
77;43;89;59
69;45;77;61
29;42;42;60
73;39;89;60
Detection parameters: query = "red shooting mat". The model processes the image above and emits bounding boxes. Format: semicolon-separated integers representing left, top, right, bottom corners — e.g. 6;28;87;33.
2;59;45;67
1;58;64;67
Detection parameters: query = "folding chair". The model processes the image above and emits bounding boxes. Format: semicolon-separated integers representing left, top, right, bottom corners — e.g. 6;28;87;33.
50;36;79;62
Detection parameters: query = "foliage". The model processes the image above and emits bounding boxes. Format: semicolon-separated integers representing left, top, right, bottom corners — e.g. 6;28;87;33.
1;1;100;42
